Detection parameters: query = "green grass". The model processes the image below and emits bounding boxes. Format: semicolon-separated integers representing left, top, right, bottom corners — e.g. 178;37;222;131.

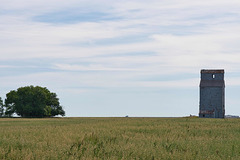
0;117;240;159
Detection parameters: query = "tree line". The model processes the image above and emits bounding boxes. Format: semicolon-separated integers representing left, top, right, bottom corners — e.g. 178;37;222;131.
0;86;65;118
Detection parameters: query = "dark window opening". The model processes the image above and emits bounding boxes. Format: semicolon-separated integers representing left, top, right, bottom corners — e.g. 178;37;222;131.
203;114;205;117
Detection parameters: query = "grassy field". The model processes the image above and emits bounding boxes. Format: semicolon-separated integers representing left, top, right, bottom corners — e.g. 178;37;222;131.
0;117;240;159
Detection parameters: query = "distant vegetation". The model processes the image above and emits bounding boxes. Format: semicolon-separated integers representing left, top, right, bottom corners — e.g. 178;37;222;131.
1;86;65;118
0;97;4;117
0;117;240;159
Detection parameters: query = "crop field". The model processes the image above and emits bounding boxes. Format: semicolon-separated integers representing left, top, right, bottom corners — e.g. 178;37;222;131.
0;117;240;160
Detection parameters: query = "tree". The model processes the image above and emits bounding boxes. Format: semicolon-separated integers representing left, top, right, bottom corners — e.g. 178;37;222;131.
5;86;65;118
0;97;4;117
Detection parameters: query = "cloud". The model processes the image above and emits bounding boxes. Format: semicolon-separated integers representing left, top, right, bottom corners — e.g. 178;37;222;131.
1;1;240;91
0;65;17;68
53;64;139;71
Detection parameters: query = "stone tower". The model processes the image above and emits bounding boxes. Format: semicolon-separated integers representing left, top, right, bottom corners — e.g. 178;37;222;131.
199;69;225;118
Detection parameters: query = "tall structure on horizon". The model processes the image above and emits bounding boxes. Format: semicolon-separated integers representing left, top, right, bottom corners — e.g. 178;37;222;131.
199;69;225;118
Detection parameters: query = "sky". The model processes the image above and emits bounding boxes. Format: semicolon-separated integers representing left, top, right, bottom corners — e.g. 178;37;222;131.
1;0;240;117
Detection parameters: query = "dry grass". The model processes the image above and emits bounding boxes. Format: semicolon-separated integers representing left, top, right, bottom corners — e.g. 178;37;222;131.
0;117;240;159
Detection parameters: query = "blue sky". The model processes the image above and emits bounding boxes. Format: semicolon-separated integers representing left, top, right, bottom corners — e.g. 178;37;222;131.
1;0;240;117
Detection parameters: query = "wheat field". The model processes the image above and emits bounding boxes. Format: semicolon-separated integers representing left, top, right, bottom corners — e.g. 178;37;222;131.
0;117;240;159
